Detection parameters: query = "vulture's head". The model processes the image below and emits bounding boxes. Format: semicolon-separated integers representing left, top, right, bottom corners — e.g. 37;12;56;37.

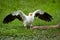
29;13;33;16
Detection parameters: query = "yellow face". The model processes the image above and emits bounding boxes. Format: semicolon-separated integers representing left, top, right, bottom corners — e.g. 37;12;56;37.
29;13;32;16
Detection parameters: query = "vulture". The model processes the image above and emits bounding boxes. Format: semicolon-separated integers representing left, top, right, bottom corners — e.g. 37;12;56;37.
3;10;53;29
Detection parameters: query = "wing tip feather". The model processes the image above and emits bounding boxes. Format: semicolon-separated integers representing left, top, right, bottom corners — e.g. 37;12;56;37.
3;14;15;24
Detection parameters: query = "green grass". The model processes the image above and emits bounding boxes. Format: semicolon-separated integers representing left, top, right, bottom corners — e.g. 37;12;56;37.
0;0;60;40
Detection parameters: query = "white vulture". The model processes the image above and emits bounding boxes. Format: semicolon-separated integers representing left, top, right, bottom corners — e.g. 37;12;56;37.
3;10;53;29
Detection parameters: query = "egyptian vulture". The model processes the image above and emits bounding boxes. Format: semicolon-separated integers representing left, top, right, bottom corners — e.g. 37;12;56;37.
3;10;53;28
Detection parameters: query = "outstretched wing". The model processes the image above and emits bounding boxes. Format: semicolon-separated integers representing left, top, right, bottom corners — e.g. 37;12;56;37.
33;10;53;22
3;10;26;24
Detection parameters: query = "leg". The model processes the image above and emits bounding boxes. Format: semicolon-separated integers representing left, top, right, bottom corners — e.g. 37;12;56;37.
24;24;27;29
30;24;32;29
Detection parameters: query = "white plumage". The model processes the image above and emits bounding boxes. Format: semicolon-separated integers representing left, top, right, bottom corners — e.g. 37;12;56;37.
3;10;53;29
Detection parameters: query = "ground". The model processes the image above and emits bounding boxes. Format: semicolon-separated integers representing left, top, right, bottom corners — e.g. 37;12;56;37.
0;0;60;40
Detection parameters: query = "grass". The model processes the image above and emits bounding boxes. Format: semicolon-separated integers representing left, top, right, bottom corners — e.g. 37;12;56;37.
0;0;60;40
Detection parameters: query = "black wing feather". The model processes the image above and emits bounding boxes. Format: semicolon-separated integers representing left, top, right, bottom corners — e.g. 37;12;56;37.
3;14;16;23
16;15;23;21
3;14;23;24
35;12;53;22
